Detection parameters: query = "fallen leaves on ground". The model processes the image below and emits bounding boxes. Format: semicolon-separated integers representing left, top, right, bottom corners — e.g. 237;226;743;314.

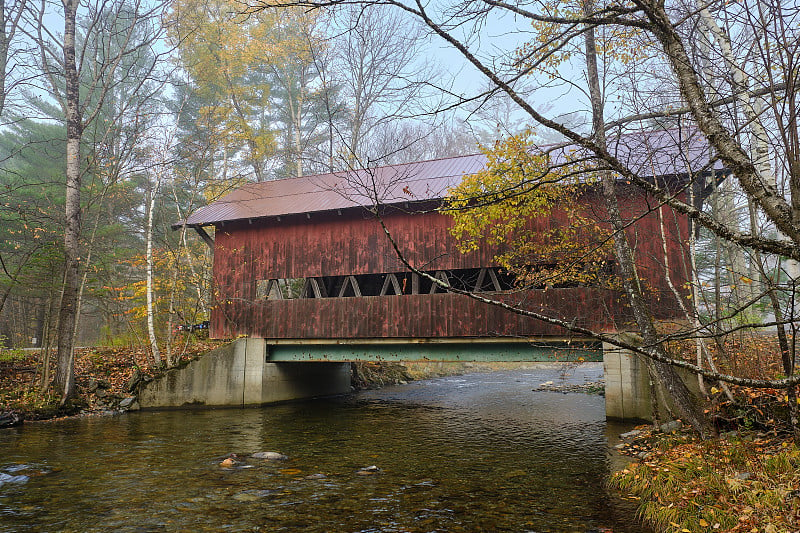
611;427;800;532
0;338;227;418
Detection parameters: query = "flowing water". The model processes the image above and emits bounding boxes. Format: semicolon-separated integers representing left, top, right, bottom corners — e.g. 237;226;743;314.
0;365;648;532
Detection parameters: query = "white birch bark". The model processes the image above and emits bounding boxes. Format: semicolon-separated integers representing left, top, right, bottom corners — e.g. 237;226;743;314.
146;181;161;366
54;0;80;403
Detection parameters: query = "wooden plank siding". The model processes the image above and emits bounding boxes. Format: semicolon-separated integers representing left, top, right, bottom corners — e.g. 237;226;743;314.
209;187;689;339
212;290;630;339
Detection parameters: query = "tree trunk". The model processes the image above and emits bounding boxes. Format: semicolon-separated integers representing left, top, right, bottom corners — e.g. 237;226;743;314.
582;0;708;434
39;295;54;393
146;186;161;367
0;0;8;118
54;0;81;403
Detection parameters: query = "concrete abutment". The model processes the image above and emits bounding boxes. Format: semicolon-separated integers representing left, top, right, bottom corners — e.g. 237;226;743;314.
603;337;654;421
137;338;351;409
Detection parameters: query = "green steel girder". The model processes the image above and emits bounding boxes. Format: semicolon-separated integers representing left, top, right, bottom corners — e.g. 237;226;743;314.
266;341;602;363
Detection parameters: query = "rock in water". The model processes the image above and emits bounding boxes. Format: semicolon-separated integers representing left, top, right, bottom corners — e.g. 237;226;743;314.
619;429;642;439
232;489;273;502
0;472;29;487
119;397;136;409
356;465;381;475
219;458;236;468
251;451;287;461
0;412;23;428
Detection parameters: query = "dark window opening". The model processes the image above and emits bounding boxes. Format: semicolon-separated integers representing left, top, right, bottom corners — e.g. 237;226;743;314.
257;267;522;300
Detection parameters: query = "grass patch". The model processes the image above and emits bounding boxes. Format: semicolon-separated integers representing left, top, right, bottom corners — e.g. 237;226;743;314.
0;348;29;363
610;431;800;532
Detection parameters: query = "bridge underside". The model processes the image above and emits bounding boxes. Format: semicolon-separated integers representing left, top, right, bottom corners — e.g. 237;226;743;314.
138;337;653;423
266;339;603;363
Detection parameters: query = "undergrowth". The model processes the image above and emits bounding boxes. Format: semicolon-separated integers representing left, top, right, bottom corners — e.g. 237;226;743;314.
610;431;800;532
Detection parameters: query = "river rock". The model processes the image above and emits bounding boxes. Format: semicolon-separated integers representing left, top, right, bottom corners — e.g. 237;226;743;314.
356;465;381;475
119;397;136;409
659;420;682;433
0;411;23;428
220;457;236;468
0;472;29;487
619;429;642;439
232;489;274;502
251;451;287;461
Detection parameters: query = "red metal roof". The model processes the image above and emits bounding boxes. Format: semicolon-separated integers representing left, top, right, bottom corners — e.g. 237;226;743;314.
183;154;488;226
183;128;721;227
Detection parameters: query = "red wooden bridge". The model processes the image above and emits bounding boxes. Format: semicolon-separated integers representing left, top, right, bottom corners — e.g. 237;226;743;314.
169;130;720;419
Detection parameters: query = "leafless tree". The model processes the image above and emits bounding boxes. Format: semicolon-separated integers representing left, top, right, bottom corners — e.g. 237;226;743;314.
327;4;430;162
0;0;28;118
26;0;170;401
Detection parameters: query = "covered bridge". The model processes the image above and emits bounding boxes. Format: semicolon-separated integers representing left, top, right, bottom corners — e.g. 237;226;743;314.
166;128;718;419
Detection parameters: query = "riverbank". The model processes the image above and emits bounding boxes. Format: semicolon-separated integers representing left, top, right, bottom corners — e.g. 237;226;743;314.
610;423;800;531
0;339;227;423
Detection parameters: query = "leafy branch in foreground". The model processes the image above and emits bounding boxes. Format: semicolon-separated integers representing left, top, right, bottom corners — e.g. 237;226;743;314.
445;130;615;290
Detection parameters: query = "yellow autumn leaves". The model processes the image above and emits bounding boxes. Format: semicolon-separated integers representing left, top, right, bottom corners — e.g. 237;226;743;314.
446;130;615;289
166;0;322;181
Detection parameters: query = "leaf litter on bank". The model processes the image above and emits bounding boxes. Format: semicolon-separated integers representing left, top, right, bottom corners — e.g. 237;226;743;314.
0;339;227;419
610;425;800;532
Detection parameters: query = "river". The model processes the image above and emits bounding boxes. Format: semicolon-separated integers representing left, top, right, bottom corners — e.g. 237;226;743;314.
0;365;648;532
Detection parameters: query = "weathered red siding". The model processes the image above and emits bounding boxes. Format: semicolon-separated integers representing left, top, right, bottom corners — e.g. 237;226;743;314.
212;290;630;339
213;209;496;282
209;188;689;339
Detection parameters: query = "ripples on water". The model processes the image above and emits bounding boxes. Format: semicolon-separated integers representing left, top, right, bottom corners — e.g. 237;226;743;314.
0;365;647;532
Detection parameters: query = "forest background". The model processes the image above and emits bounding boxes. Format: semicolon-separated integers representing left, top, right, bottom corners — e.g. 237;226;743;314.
0;0;509;398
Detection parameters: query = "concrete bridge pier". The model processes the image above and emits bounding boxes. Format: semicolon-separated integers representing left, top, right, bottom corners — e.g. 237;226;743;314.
137;338;351;409
603;338;653;421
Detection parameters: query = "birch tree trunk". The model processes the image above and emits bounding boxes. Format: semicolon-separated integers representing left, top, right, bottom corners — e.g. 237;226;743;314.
54;0;81;403
146;185;161;366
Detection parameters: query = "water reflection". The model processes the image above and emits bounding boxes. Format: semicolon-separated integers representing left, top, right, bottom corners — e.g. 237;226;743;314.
0;365;646;532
